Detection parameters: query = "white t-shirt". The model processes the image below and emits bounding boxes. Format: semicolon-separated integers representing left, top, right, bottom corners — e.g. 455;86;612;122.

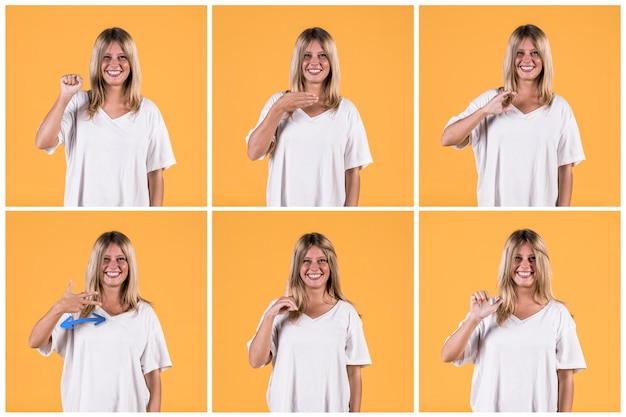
38;302;172;412
46;91;176;207
446;89;585;206
246;92;373;206
452;300;586;412
249;299;372;412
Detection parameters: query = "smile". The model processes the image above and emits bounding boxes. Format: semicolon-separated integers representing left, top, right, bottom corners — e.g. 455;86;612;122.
306;273;323;280
105;271;122;277
516;271;533;278
518;65;536;72
307;68;323;74
106;70;123;76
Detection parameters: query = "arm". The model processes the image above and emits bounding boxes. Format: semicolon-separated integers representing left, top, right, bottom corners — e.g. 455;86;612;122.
247;92;319;160
441;291;501;362
347;365;362;412
557;164;573;207
441;90;517;147
145;369;162;412
557;369;574;412
35;74;83;149
345;167;360;206
148;169;164;206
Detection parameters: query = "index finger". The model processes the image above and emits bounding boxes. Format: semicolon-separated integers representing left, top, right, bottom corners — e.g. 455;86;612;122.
283;279;291;297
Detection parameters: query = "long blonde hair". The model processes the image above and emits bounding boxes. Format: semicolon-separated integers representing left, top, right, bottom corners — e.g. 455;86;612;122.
87;27;142;119
286;232;349;322
289;27;341;113
495;229;556;325
81;231;149;318
502;24;554;106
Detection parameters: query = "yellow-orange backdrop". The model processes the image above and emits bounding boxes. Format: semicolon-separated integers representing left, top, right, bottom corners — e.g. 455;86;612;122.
213;211;414;411
419;6;620;206
419;211;619;411
6;211;207;411
6;6;207;206
212;6;414;206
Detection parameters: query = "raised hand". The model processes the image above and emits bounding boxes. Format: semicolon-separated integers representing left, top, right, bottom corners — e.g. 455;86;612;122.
59;74;83;98
277;91;319;113
55;280;101;314
266;279;298;318
469;290;502;320
482;90;518;115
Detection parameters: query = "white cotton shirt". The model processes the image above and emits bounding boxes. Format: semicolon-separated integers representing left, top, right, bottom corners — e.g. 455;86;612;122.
248;299;372;412
46;91;176;207
38;302;172;412
446;89;585;207
246;92;373;206
452;301;586;412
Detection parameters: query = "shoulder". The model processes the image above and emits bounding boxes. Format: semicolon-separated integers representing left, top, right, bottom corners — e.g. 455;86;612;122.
137;301;158;317
336;299;361;318
549;94;574;110
73;90;89;107
476;88;499;103
139;96;161;113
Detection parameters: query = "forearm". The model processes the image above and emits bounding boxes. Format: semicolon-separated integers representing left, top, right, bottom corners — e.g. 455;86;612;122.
557;370;574;411
35;94;72;149
29;303;64;349
441;108;487;147
247;104;286;160
344;168;360;206
441;314;481;362
557;164;573;206
148;169;164;206
347;366;362;412
248;314;275;368
145;370;162;412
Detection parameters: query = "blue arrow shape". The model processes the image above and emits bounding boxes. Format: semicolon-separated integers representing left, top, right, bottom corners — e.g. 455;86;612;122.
61;313;106;330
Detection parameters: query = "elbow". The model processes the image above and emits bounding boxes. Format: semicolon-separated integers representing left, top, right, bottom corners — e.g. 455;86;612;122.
441;347;455;363
440;131;456;147
247;148;259;161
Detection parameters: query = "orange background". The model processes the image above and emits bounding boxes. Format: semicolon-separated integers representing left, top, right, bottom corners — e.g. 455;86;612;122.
6;211;207;411
420;6;620;206
6;6;207;206
420;211;620;411
212;6;414;206
212;211;414;411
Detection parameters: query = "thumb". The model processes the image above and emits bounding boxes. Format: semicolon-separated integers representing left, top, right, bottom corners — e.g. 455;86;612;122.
66;280;74;293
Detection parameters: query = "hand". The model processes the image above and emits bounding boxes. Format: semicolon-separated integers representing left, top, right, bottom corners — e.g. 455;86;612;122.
277;91;319;113
59;74;83;98
55;280;101;314
482;90;517;115
266;280;298;318
469;290;502;321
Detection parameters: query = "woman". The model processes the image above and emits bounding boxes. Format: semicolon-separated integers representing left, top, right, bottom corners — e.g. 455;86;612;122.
29;231;172;412
35;27;176;207
248;233;371;411
441;229;586;412
246;27;373;207
441;25;585;207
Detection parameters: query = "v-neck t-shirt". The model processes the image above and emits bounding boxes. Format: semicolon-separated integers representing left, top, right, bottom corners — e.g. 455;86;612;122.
446;89;585;206
452;300;586;412
38;302;172;412
46;91;176;207
246;92;373;207
249;299;371;412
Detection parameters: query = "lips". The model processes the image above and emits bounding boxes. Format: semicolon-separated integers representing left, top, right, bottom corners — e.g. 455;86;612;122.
516;270;533;278
105;271;122;278
307;68;323;74
306;273;323;280
105;70;123;76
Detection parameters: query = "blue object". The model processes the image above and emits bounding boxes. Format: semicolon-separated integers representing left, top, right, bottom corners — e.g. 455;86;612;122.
61;313;106;330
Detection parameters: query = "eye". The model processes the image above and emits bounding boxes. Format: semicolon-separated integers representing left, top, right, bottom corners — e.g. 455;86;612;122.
319;54;327;59
117;257;127;263
103;257;111;263
514;256;522;262
529;256;536;263
303;53;311;59
119;55;128;60
319;259;327;263
303;259;311;264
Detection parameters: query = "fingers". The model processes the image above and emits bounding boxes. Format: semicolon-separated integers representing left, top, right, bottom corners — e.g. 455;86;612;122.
65;280;74;294
61;74;82;85
283;279;291;297
471;290;491;304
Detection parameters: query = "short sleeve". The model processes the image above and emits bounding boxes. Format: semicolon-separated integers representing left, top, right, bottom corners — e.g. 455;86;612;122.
343;100;373;170
555;97;585;167
556;311;586;373
445;89;499;150
345;306;372;366
144;99;176;172
450;313;482;367
245;93;286;160
140;307;172;374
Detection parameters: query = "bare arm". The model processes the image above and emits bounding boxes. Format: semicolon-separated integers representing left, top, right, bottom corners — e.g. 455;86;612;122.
29;280;100;349
148;169;164;206
557;164;573;207
247;92;319;160
35;74;83;149
557;369;574;412
441;90;517;147
345;167;360;206
145;369;162;412
347;365;362;412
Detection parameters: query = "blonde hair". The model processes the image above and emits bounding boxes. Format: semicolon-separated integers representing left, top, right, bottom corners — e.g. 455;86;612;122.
81;231;149;318
502;24;554;106
495;229;556;325
286;232;349;322
87;27;142;118
289;27;341;112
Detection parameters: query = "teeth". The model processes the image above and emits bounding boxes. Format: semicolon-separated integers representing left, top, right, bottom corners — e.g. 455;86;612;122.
517;271;532;277
308;69;322;73
307;274;322;279
107;70;122;76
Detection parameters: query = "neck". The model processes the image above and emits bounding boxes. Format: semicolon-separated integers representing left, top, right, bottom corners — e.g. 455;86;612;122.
104;86;126;104
101;286;122;305
305;83;325;99
305;287;330;304
515;286;539;303
516;80;540;97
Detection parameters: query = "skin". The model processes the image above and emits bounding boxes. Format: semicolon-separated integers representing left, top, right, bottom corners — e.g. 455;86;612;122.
247;39;361;206
249;246;364;411
441;243;576;410
441;37;573;206
35;42;164;206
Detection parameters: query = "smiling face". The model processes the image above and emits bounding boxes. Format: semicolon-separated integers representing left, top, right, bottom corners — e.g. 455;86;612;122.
511;242;536;289
301;40;330;87
515;37;543;83
101;243;129;288
101;41;131;88
299;245;330;291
